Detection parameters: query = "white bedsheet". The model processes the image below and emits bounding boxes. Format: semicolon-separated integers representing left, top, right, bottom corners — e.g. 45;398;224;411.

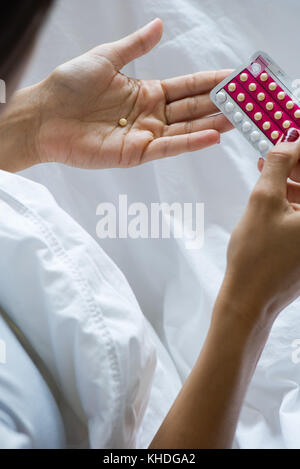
20;0;300;448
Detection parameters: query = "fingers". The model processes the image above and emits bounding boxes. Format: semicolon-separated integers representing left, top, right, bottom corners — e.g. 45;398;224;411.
257;130;300;199
164;113;233;137
166;93;218;124
96;18;163;70
162;69;233;103
258;157;300;204
287;181;300;205
142;130;220;163
289;161;300;182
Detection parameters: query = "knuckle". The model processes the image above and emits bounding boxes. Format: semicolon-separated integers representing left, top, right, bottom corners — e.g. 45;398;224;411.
187;96;200;117
186;74;198;94
250;187;276;207
250;190;283;215
250;187;267;204
50;65;64;83
267;149;290;162
267;143;300;166
184;120;194;134
210;114;218;131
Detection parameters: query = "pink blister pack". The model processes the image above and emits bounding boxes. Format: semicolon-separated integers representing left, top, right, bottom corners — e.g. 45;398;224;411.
210;51;300;156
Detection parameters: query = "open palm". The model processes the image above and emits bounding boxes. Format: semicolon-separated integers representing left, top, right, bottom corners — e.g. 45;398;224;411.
38;19;232;169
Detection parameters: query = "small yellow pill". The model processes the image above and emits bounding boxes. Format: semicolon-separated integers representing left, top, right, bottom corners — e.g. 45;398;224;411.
271;131;279;140
283;120;291;129
228;83;236;92
249;83;257;91
268;82;277;91
257;92;265;101
246;103;254;112
274;111;282;120
286;100;294;110
119;118;128;127
240;73;248;82
260;72;268;81
295;109;300;118
237;93;245;102
263;121;271;130
266;102;274;110
254;112;262;121
277;91;286;100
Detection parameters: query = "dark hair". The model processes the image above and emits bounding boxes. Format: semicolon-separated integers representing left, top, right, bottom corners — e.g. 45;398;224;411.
0;0;54;81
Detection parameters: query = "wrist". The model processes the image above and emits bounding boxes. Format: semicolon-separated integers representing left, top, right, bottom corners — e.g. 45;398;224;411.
212;273;275;338
208;289;272;376
0;83;42;172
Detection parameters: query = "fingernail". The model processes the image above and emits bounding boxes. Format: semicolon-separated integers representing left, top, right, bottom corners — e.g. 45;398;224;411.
283;128;300;143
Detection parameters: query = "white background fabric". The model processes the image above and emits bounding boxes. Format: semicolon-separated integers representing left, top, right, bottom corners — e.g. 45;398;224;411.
18;0;300;448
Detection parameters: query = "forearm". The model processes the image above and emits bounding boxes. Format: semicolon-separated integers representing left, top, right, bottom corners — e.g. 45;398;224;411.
0;84;41;172
150;280;273;449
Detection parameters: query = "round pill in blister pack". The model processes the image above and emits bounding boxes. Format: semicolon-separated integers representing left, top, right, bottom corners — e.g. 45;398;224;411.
242;122;252;133
260;72;268;82
216;91;227;104
249;83;257;91
251;62;261;75
254;112;262;121
258;140;269;152
225;102;234;113
250;131;260;143
228;83;236;92
271;130;280;140
233;112;243;123
214;88;273;157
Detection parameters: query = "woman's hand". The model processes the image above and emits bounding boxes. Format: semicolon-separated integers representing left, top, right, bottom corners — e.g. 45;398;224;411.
224;130;300;326
0;19;232;172
24;18;231;170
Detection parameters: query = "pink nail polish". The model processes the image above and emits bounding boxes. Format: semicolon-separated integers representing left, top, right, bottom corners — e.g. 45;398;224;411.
283;128;300;143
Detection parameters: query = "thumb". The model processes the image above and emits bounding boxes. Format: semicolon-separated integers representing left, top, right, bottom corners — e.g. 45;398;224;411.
258;129;300;198
96;18;163;70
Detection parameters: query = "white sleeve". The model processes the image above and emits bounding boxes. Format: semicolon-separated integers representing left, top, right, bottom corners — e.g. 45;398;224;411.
0;420;32;449
0;169;181;448
0;170;157;448
0;315;66;449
